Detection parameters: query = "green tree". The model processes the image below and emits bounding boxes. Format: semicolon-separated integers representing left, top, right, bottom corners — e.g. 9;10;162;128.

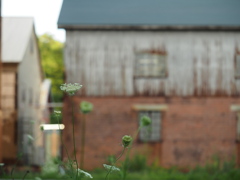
38;34;64;102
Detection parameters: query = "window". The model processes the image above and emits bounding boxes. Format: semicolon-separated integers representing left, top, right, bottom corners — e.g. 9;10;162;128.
134;50;167;78
138;111;161;142
230;105;240;141
133;104;167;142
29;88;33;105
237;113;240;141
235;52;240;78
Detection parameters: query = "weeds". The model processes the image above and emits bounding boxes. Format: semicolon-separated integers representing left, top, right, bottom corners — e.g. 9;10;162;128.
2;82;240;180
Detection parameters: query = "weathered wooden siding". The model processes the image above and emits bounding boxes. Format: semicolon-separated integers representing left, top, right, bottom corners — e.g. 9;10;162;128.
65;31;240;96
1;69;17;160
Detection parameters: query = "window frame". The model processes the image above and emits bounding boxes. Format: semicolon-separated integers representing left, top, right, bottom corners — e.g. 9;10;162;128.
132;104;168;143
134;50;168;78
138;111;161;142
234;51;240;79
230;105;240;142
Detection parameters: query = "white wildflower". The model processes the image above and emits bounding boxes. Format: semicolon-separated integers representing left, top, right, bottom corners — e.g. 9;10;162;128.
60;83;82;96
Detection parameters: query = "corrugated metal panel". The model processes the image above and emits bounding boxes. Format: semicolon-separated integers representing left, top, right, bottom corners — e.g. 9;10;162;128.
64;31;240;96
2;17;34;62
58;0;240;27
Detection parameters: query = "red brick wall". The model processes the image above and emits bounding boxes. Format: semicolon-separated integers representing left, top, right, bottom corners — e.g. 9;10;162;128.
62;97;239;170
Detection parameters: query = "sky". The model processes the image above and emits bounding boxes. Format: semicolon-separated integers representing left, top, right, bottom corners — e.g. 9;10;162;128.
2;0;65;42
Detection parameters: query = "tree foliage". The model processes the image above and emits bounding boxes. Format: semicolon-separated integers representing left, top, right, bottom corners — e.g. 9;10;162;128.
38;34;64;102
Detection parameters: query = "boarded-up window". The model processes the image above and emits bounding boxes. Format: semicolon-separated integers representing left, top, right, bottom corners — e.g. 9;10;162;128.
139;111;161;142
235;53;240;78
134;51;167;77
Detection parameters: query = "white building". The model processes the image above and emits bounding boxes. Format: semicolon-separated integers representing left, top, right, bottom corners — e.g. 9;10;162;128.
1;17;51;165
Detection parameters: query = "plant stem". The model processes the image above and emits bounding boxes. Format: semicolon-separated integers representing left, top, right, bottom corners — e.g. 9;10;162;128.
22;170;29;180
57;115;71;162
105;147;126;180
10;156;21;180
122;127;141;180
71;96;79;179
80;113;86;169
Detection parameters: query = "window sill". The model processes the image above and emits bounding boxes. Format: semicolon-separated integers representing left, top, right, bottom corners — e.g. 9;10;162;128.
230;105;240;112
137;139;163;143
132;104;168;111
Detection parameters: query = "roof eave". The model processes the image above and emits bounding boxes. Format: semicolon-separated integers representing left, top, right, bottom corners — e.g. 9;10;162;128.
58;25;240;31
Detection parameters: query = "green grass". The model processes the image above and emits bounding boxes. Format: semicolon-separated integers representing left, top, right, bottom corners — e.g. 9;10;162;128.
1;167;240;180
2;157;240;180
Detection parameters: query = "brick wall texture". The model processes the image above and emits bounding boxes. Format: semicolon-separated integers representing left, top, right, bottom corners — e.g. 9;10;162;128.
62;96;239;170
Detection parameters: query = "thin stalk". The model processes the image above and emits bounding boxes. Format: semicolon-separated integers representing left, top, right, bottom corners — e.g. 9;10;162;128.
10;157;21;180
105;147;126;180
22;170;29;180
71;97;79;179
80;113;86;169
57;114;73;174
122;127;141;180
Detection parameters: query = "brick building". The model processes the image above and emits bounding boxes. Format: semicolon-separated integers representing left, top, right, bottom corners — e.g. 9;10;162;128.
58;0;240;169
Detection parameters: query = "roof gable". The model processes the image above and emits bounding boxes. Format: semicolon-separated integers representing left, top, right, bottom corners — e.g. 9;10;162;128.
58;0;240;29
2;17;34;62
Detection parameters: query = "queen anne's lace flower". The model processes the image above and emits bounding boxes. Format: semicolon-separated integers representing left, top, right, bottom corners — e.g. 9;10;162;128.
60;83;82;96
103;164;120;173
54;110;61;117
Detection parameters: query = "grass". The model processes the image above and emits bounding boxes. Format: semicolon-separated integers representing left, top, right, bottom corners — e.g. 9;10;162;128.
2;163;240;180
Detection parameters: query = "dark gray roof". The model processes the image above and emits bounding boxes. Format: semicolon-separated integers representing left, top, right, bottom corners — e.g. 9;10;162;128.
58;0;240;29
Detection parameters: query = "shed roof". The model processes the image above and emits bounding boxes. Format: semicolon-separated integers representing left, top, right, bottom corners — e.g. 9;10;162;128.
2;17;34;63
58;0;240;30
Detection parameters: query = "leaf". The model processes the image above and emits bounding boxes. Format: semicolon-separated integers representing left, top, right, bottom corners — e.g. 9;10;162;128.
103;164;120;173
77;169;93;179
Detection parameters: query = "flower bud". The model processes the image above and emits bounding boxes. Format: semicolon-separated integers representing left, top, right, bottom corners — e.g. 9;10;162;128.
122;135;132;148
140;115;151;127
80;101;93;114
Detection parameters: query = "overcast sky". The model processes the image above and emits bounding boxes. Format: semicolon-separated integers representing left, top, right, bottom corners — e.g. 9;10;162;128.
2;0;65;42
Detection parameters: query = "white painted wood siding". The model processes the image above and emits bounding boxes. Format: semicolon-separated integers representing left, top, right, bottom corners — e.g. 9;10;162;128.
65;31;240;96
17;28;44;165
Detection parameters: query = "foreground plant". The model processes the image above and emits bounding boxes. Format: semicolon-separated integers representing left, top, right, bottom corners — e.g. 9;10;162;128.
104;135;133;180
121;115;152;180
60;83;92;179
80;101;93;169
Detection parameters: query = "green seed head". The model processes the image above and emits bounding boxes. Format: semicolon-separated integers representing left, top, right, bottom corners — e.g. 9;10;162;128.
122;135;133;148
140;115;151;127
80;101;93;114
